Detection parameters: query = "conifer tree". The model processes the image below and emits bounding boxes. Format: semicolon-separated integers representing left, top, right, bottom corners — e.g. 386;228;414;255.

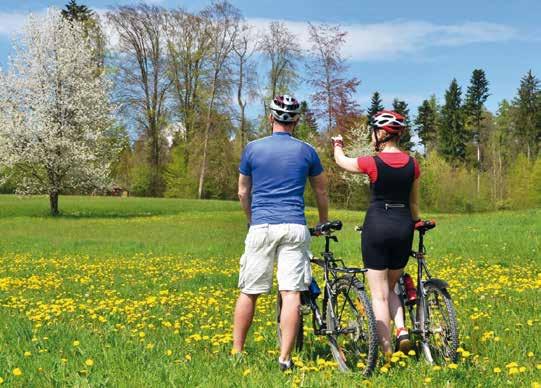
513;70;540;160
367;91;384;124
392;98;414;151
439;79;467;163
415;97;438;155
465;69;490;192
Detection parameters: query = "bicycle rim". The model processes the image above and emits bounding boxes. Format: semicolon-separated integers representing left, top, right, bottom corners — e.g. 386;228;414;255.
326;277;378;375
423;284;459;363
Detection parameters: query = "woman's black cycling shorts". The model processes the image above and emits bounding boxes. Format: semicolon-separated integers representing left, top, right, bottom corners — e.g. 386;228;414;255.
361;206;414;270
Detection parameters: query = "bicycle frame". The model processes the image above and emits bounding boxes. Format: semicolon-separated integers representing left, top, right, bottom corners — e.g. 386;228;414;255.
305;233;367;337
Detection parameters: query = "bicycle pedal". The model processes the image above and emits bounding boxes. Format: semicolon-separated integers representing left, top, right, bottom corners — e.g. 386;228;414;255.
300;305;312;315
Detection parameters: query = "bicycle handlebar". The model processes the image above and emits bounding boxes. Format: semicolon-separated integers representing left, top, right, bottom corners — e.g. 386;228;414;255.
309;220;343;236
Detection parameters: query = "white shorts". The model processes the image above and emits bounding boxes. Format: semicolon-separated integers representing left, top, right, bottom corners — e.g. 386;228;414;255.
238;223;312;294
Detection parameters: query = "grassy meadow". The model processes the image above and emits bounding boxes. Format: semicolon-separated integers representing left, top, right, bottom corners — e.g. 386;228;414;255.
0;195;539;387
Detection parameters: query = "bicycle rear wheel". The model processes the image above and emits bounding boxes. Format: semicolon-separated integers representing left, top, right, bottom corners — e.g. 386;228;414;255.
326;277;378;376
276;291;304;352
423;282;459;363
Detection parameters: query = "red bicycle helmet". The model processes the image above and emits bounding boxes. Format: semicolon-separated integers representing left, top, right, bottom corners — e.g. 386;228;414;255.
371;110;406;134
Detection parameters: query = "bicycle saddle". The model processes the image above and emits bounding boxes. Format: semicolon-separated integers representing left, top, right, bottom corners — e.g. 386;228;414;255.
414;220;436;232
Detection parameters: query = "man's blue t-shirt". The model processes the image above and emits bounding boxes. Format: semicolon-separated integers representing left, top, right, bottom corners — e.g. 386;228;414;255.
239;132;324;225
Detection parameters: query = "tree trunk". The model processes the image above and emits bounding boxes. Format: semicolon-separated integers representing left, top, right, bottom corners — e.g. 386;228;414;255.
477;141;481;195
49;191;59;216
198;77;217;199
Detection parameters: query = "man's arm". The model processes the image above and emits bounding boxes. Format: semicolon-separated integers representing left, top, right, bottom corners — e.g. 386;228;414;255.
238;174;252;223
309;173;329;224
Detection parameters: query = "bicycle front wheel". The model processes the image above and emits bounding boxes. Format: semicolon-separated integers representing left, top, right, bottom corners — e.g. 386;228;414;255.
423;282;459;363
326;277;378;375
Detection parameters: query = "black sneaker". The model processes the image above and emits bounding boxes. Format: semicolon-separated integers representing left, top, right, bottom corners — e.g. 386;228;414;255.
396;329;412;353
278;358;295;372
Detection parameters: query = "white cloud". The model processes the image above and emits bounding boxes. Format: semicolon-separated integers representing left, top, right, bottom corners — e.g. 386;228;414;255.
0;12;29;37
248;18;518;61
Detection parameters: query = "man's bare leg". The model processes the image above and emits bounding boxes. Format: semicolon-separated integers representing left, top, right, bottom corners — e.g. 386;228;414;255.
279;290;300;362
232;292;259;353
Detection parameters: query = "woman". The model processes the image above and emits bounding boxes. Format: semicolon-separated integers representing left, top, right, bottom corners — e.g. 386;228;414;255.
331;110;421;357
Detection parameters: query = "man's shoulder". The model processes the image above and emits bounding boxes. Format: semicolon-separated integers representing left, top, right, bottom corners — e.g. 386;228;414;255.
290;137;319;154
244;136;272;150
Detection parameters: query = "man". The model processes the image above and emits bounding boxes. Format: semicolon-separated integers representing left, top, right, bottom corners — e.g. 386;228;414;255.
232;95;329;371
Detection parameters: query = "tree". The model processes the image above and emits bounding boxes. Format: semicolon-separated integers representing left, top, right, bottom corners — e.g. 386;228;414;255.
415;97;438;155
392;99;414;151
260;21;301;100
108;5;172;197
62;0;93;21
513;70;540;161
0;10;114;215
62;0;106;71
165;9;210;165
233;23;258;148
439;79;467;163
197;1;241;199
294;101;318;142
306;23;361;133
464;69;490;193
367;91;384;124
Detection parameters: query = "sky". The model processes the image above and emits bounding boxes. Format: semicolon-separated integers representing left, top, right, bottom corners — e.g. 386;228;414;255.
0;0;540;114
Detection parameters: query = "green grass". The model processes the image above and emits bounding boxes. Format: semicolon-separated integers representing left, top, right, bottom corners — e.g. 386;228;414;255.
0;195;539;387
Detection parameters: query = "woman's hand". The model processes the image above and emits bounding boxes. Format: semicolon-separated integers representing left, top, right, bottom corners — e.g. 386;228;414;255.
331;135;344;148
332;135;359;173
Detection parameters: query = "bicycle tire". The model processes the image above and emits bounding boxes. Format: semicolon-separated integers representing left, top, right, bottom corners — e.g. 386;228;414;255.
276;291;304;352
422;283;459;363
326;277;378;376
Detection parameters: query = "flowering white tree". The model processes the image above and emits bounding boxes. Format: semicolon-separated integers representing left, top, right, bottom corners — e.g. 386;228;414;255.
0;10;115;215
341;125;372;205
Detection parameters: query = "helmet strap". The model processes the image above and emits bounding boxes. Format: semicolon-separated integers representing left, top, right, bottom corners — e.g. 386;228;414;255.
374;128;398;152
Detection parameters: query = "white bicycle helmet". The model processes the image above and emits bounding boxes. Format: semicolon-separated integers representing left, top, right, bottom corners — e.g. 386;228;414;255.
269;95;301;123
371;110;406;134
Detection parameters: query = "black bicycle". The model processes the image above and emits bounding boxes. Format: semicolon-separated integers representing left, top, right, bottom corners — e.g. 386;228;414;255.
396;220;459;363
276;220;378;375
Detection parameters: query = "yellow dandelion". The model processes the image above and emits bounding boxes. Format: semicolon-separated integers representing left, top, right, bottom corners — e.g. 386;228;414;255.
448;363;458;369
408;350;416;356
0;377;3;384
537;364;541;370
532;382;541;388
424;377;432;383
519;366;526;373
84;359;94;367
185;354;192;361
432;365;442;371
493;367;501;373
243;369;251;376
461;351;471;358
24;351;31;357
356;362;365;369
508;367;519;375
230;348;239;356
73;340;80;347
527;352;534;357
380;366;389;373
165;349;173;356
12;368;22;377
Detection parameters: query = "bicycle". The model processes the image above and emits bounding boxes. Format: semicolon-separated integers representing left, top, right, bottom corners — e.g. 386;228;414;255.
395;220;459;363
276;220;379;376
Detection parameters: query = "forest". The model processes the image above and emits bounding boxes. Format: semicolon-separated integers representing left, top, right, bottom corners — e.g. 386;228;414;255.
0;1;540;213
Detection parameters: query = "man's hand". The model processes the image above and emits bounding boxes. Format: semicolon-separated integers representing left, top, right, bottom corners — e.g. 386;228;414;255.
331;134;344;148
